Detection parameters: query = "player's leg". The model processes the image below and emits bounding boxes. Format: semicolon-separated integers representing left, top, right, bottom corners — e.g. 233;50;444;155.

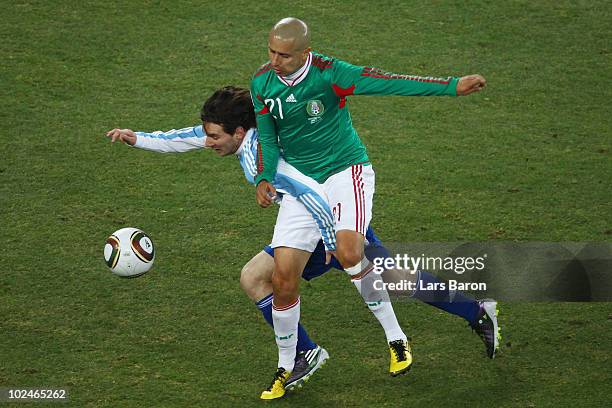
389;266;500;358
260;247;310;400
240;250;318;356
337;230;407;346
242;249;329;391
275;240;330;390
365;230;500;358
324;164;412;376
328;228;498;362
364;230;483;323
261;195;322;400
271;247;310;364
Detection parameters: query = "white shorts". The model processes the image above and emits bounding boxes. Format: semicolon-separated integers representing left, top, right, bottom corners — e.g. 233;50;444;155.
323;164;375;236
271;193;323;252
271;164;375;251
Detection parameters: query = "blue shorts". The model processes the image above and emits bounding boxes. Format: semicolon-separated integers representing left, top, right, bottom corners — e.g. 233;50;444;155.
263;226;391;281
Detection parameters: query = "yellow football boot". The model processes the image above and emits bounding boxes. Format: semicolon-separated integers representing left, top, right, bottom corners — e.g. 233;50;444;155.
389;338;412;376
260;367;291;400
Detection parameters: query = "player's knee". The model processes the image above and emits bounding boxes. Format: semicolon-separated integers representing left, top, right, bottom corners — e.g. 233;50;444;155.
337;246;363;269
239;264;258;296
336;231;365;268
239;252;274;299
271;270;297;292
271;269;299;302
240;263;271;299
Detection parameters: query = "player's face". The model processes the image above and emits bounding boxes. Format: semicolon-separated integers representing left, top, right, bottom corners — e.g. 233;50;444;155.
268;35;309;76
203;122;245;156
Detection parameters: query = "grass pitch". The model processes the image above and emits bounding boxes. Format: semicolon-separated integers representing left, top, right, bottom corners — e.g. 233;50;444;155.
1;1;611;407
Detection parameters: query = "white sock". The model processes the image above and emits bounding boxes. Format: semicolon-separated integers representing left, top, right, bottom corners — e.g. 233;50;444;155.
272;297;300;372
350;258;407;343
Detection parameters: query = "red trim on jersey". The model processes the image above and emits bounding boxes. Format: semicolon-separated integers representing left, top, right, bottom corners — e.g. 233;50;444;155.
332;84;355;97
255;94;270;114
311;55;333;71
257;142;264;173
361;67;450;84
332;84;356;109
272;297;300;311
255;63;273;77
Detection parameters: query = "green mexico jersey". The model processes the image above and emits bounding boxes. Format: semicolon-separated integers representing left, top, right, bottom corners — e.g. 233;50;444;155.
251;52;459;184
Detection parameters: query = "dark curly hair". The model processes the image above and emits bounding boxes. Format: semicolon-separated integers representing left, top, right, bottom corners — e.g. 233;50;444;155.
200;86;256;134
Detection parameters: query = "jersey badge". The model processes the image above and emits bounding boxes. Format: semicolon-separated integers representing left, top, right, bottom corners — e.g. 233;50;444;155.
306;100;325;117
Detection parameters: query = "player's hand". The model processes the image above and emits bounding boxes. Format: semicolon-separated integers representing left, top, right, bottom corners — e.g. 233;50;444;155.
325;250;337;265
256;181;277;208
456;75;486;96
106;128;137;146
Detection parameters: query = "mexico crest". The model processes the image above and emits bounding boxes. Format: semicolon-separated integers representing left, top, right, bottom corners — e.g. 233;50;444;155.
306;100;325;117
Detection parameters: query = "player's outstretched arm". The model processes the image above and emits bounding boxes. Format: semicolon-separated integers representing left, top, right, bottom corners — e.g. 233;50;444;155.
328;56;486;98
456;75;487;96
329;57;459;97
106;126;206;153
106;128;137;145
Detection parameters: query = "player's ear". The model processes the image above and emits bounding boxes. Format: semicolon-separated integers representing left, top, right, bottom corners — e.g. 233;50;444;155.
234;126;247;142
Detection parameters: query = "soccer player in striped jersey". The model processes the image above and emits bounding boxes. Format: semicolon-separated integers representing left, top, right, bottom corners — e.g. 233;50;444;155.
106;86;397;391
251;18;498;399
108;86;499;399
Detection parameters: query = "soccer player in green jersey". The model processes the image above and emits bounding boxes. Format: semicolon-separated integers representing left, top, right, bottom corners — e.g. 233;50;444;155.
251;18;489;399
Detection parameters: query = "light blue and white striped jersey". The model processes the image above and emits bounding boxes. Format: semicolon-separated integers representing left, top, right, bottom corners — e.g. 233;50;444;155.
134;126;336;251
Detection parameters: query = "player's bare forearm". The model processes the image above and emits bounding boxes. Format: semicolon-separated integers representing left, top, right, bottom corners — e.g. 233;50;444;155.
456;75;486;96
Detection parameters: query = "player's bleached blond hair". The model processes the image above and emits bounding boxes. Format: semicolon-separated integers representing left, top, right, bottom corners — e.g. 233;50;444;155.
270;17;310;50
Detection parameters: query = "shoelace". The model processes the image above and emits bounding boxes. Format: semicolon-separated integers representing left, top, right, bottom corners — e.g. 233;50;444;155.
265;368;287;391
389;340;407;362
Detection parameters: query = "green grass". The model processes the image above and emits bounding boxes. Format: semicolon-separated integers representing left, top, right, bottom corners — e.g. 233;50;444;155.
1;0;611;406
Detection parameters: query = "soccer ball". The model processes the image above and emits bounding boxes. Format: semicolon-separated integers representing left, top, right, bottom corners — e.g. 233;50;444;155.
103;227;155;277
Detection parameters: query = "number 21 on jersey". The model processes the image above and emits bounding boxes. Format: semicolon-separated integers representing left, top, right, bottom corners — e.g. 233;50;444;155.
264;98;284;119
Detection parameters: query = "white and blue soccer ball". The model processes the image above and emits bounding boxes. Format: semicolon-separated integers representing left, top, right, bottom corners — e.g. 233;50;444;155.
103;227;155;277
